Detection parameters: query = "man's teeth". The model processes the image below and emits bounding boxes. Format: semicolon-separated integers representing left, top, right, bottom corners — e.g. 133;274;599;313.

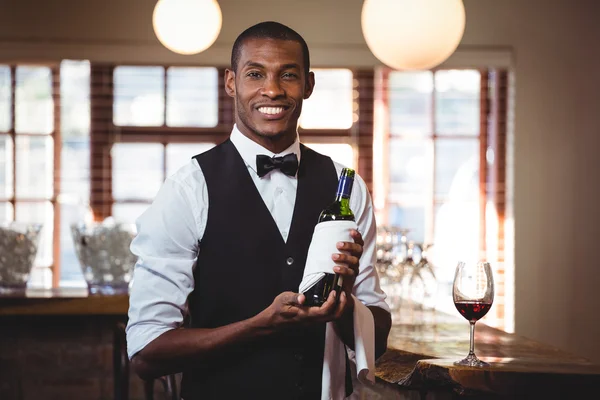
258;107;284;115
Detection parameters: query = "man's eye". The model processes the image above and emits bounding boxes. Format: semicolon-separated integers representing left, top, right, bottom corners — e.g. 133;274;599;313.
282;72;298;79
247;72;262;78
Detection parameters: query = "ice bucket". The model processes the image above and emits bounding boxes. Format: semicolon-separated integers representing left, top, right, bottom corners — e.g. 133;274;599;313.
0;222;43;292
71;219;137;295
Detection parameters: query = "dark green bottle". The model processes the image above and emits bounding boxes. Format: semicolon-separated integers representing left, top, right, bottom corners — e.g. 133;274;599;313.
303;168;356;307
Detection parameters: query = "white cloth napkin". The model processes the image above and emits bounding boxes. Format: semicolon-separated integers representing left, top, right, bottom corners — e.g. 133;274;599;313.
321;296;375;399
299;220;357;294
298;220;376;399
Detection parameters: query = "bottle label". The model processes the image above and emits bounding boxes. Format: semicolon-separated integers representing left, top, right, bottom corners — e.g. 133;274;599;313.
337;176;354;199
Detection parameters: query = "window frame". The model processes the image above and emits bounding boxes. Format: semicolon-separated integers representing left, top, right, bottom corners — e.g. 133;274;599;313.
0;63;61;287
90;65;375;222
374;67;509;330
376;68;488;245
0;59;508;328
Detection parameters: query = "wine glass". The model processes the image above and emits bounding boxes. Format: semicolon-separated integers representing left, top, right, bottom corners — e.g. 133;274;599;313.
452;260;494;367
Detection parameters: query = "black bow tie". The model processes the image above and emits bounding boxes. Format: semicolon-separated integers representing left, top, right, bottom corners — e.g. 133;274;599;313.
256;153;299;178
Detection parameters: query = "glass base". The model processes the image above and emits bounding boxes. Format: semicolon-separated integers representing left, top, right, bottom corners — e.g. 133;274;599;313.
454;354;490;367
87;283;129;295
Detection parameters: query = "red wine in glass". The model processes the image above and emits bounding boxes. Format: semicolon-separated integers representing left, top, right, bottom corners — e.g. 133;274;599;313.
452;261;494;367
454;301;492;322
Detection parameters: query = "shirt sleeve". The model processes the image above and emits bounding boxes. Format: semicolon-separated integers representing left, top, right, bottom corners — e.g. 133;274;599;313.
352;174;390;312
334;164;390;313
125;170;205;359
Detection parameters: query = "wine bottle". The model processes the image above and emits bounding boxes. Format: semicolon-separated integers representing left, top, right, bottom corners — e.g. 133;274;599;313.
303;167;355;307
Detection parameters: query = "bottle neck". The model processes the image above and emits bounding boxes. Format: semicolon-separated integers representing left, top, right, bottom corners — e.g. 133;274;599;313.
335;175;354;204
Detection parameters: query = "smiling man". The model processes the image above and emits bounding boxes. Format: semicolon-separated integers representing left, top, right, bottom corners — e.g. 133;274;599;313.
226;31;314;152
126;21;391;400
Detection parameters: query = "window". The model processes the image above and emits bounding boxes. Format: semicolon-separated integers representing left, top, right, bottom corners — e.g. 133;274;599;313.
300;69;358;168
114;66;164;127
113;66;218;127
0;65;57;287
90;66;368;230
385;69;481;247
304;143;355;169
375;68;509;329
166;68;218;127
0;59;509;318
103;65;221;226
111;142;215;225
300;69;355;130
58;60;92;285
0;60;93;287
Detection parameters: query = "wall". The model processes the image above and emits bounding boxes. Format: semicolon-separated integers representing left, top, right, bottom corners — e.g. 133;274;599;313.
0;0;599;364
0;315;152;400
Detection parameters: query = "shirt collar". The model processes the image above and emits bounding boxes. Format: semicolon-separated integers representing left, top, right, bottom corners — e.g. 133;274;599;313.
230;124;301;176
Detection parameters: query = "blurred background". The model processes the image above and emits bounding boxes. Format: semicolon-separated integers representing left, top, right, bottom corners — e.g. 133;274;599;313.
0;0;598;372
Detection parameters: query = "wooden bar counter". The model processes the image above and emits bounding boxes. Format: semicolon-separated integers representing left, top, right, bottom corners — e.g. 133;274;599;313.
0;288;128;315
373;306;600;399
1;289;600;399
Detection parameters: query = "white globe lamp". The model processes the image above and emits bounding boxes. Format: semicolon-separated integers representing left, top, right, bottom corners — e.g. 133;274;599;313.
153;0;222;55
361;0;466;70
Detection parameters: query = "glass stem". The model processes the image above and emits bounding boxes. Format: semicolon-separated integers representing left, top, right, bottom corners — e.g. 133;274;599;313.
469;321;476;357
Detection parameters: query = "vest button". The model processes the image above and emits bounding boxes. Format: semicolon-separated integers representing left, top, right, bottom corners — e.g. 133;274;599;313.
286;257;294;265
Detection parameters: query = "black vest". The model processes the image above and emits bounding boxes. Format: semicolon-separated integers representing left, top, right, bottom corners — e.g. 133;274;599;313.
180;139;338;400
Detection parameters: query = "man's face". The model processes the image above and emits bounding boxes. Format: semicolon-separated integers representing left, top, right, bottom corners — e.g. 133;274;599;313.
225;38;314;151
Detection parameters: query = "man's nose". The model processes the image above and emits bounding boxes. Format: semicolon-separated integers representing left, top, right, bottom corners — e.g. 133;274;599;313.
262;76;285;98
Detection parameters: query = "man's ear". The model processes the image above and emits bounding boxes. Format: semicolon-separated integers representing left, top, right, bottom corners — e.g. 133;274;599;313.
224;68;236;98
304;71;315;99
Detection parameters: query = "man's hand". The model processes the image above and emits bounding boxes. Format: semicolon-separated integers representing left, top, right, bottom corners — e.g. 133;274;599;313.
261;229;363;334
262;290;349;331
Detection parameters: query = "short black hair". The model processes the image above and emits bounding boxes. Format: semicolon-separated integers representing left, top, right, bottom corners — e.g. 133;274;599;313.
231;21;310;77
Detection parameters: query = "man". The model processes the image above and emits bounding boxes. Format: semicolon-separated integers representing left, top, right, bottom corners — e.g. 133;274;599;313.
126;21;391;399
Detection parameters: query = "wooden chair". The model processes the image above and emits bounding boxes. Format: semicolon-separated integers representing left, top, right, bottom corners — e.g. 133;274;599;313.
113;322;180;400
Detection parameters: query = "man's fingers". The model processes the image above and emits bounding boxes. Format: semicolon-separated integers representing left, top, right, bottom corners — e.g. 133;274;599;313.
309;290;336;317
333;264;358;277
335;291;347;319
321;290;337;308
336;241;362;256
350;229;364;246
296;293;306;305
332;253;360;268
281;291;302;305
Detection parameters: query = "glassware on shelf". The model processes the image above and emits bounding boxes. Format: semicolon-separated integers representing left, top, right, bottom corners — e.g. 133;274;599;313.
403;242;438;310
71;218;137;295
375;226;438;317
0;222;43;293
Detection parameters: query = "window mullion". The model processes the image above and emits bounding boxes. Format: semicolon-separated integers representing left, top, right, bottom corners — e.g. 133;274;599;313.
163;67;168;127
428;72;437;244
162;143;167;183
162;67;168;182
9;65;16;220
51;65;61;287
90;63;114;221
373;68;390;223
355;69;375;193
486;69;509;329
479;69;490;260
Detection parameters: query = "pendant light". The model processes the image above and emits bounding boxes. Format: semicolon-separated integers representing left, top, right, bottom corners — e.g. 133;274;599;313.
361;0;466;70
152;0;222;55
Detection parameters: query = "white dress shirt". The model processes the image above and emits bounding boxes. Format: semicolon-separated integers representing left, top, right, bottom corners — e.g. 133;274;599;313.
126;126;390;384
